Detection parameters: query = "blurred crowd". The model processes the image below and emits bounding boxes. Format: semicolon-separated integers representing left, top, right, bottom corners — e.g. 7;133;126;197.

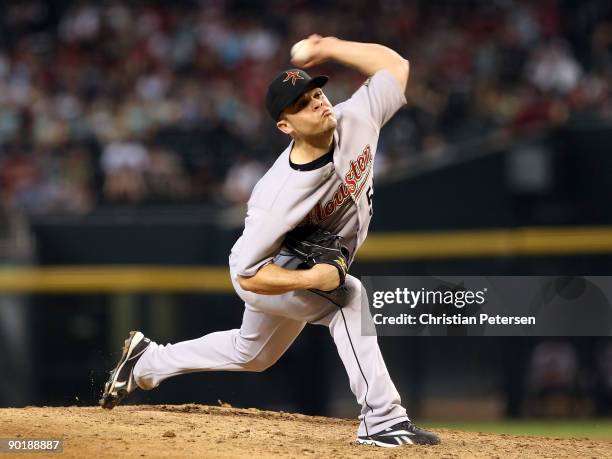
526;340;612;416
0;0;611;215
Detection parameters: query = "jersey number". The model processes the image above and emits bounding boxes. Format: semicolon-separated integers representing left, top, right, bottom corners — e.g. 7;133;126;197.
366;186;374;216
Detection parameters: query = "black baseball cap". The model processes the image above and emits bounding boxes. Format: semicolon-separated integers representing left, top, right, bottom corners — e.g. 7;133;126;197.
265;68;328;121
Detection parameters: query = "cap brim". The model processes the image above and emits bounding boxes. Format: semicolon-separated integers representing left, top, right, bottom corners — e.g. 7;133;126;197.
278;75;329;119
310;75;329;89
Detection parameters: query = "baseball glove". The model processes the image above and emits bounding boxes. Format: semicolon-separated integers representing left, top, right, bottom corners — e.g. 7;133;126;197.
284;225;350;289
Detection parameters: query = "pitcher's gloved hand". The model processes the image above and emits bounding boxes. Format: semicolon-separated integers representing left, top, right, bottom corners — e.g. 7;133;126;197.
284;225;350;291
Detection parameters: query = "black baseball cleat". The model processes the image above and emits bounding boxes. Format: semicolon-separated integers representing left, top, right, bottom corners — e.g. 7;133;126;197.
356;421;441;447
99;331;151;410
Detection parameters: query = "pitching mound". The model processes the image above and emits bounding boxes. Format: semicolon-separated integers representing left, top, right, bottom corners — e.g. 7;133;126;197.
1;405;610;458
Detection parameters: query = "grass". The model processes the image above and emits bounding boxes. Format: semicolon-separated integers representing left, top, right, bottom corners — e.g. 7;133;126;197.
422;420;612;440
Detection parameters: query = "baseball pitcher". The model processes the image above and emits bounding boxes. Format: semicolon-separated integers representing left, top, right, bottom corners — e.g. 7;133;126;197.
100;35;441;448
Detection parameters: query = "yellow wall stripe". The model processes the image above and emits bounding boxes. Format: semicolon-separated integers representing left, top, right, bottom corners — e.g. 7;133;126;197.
1;226;611;293
0;266;233;293
357;226;612;260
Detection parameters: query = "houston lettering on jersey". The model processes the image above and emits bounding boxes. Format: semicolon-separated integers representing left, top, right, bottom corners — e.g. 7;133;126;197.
303;145;373;225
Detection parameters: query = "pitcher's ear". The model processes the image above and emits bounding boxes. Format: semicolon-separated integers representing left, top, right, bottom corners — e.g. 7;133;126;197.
276;116;292;136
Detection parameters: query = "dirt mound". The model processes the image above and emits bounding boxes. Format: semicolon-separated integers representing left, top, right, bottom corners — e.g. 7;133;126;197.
1;405;609;458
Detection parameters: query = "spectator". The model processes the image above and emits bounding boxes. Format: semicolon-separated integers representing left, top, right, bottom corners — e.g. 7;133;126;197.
100;140;149;202
222;155;265;204
526;341;582;417
145;146;190;202
526;40;582;94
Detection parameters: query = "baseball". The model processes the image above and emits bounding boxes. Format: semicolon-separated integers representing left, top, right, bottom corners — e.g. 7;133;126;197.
290;40;313;64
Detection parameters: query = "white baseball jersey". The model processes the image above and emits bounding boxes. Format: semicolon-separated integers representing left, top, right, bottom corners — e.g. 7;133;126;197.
133;68;410;438
230;69;406;278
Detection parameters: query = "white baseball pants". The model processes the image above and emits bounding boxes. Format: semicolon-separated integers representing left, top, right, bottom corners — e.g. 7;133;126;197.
133;266;408;436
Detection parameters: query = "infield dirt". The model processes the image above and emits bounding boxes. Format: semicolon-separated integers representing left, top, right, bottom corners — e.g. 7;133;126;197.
1;404;610;458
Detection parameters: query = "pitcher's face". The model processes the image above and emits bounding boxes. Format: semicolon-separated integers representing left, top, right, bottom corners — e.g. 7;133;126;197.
277;87;336;137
